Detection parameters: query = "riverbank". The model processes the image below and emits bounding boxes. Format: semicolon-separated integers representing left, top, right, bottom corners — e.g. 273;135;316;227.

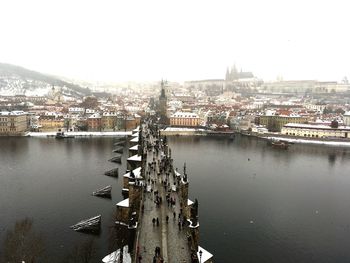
263;135;350;147
26;131;132;137
242;131;350;147
160;127;235;136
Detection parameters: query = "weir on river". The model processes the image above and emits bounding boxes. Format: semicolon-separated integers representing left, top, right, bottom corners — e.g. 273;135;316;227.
103;119;213;263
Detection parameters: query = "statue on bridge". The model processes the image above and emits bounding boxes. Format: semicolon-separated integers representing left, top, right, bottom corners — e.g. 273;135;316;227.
183;162;188;183
190;198;199;226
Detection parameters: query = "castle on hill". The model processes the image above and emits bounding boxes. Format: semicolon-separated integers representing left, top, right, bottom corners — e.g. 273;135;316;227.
225;64;254;81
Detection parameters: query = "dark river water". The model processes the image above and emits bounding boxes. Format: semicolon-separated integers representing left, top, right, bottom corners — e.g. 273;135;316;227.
1;135;350;263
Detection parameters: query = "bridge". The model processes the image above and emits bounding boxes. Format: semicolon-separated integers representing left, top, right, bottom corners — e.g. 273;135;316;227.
103;119;213;263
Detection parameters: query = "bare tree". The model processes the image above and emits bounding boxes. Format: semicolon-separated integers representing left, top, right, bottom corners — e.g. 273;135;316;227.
63;237;97;263
2;218;44;263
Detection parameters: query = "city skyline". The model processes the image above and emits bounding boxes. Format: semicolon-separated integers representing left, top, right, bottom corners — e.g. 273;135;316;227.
1;0;350;82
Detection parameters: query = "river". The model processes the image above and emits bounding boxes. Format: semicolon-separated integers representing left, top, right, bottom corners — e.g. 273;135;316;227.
0;137;127;262
1;135;350;262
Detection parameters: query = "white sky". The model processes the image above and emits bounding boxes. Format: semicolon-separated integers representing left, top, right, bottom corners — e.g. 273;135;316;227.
0;0;349;82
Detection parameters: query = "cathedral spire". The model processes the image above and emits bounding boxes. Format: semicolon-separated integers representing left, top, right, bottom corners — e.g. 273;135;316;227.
160;79;167;98
225;67;230;81
231;64;238;80
158;79;168;124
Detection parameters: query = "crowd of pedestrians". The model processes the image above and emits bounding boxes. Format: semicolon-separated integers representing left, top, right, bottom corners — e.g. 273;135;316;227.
136;119;191;262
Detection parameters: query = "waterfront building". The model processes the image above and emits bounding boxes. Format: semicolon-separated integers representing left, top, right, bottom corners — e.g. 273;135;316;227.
115;114;141;131
125;115;141;130
76;117;88;130
251;125;269;134
170;112;200;127
38;115;65;131
281;123;350;138
259;111;308;132
101;112;118;131
158;80;168;124
237;115;255;131
87;113;102;131
344;112;350;126
0;111;28;136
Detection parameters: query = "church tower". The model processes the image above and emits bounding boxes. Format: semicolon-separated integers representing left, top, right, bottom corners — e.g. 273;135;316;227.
230;64;238;80
159;80;168;124
225;67;230;81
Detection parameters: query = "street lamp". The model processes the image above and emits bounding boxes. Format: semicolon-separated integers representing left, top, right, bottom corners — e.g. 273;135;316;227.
199;250;203;263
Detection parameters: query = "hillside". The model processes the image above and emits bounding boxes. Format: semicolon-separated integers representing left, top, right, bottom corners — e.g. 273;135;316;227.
0;63;91;97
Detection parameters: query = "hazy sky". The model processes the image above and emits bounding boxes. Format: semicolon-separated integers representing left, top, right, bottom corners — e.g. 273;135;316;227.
0;0;349;82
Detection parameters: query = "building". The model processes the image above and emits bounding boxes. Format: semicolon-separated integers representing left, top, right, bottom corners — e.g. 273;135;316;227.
158;80;168;124
184;79;224;96
281;123;350;139
304;103;327;113
76;117;88;131
124;114;141;131
102;112;118;131
344;112;350;126
38;115;65;131
68;107;85;115
114;113;141;131
87;113;102;131
259;112;308;132
170;112;200;127
262;80;350;94
0;111;28;136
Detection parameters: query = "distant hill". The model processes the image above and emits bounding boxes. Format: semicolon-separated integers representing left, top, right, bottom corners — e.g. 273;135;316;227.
0;63;91;97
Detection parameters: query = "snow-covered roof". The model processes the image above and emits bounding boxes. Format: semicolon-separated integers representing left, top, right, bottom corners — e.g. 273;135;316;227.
344;111;350;116
88;113;101;119
171;111;199;118
132;132;139;137
127;154;142;162
116;198;129;208
102;112;118;116
284;123;350;130
187;199;194;206
68;107;84;112
163;127;205;132
197;246;213;263
123;167;142;179
0;110;26;116
133;126;140;132
265;109;275;116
